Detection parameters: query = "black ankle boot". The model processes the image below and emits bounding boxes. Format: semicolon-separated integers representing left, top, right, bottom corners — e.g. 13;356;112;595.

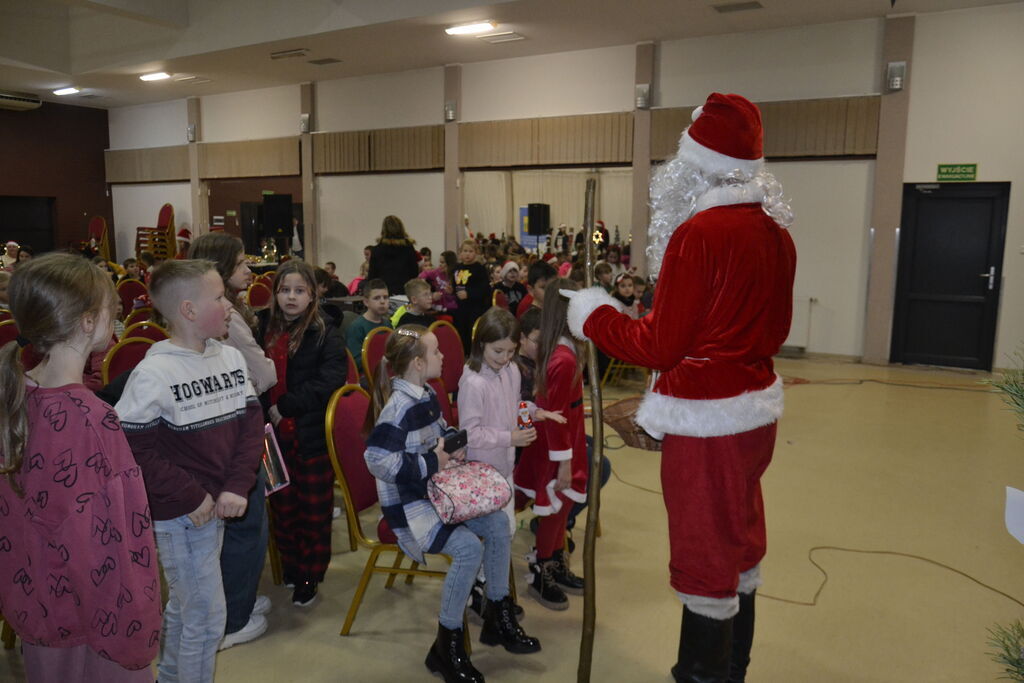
670;606;733;683
480;595;541;653
728;591;755;683
527;558;568;611
425;623;484;683
550;549;585;595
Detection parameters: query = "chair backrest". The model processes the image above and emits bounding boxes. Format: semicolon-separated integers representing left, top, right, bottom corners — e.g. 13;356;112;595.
247;282;273;309
122;321;169;342
88;215;106;240
324;384;377;545
123;307;152;327
427;377;456;427
345;348;358;385
0;310;12;323
102;337;155;385
255;274;274;290
428;320;464;393
493;289;509;310
116;279;148;317
361;326;392;386
156;203;174;230
0;320;19;348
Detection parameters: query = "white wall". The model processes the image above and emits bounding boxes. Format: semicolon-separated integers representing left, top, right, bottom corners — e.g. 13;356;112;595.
657;19;883;106
316;67;443;132
108;99;188;150
461;44;635;122
110;183;192;262
771;160;874;357
317;173;444;282
904;3;1024;366
201;84;301;142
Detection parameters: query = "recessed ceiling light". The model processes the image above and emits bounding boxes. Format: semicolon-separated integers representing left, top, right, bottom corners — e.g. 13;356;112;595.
308;57;342;66
477;31;525;44
140;72;170;81
53;87;79;96
445;21;495;36
174;75;198;82
270;48;309;60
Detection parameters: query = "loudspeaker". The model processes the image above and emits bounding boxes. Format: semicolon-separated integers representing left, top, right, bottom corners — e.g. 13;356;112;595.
527;203;550;236
262;194;292;237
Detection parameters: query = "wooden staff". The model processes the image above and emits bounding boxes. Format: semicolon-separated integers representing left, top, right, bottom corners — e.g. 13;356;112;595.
577;177;604;682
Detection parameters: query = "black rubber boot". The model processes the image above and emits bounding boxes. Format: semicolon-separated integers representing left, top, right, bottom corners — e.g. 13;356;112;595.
670;606;733;683
728;591;756;683
479;595;541;654
550;548;585;595
527;558;568;611
425;623;484;683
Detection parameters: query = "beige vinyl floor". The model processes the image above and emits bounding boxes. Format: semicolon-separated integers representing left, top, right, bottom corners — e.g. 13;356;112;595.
2;357;1022;682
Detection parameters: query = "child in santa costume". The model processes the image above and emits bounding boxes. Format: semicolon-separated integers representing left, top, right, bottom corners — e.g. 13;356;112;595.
175;227;192;259
564;93;796;683
514;278;589;611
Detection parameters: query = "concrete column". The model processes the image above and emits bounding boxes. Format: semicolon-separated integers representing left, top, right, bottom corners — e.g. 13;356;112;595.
631;42;655;276
300;82;318;265
186;96;209;236
862;16;915;364
443;64;463;251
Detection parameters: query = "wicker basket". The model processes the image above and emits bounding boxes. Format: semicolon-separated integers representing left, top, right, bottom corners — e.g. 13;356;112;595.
602;396;662;451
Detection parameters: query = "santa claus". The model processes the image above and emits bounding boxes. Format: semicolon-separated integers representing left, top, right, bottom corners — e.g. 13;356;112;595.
564;93;796;683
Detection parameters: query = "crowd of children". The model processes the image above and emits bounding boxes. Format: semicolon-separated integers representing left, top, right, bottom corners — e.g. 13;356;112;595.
0;215;647;682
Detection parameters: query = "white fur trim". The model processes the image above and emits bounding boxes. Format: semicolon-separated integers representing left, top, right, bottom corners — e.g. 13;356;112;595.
515;481;564;516
678;130;764;178
636;375;784;439
693;180;768;215
561;486;587;504
565;287;624;341
738;564;762;595
677;592;739;620
549;448;572;462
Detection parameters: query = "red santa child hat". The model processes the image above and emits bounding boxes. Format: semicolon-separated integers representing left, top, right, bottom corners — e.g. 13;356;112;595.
176;228;192;243
677;92;764;177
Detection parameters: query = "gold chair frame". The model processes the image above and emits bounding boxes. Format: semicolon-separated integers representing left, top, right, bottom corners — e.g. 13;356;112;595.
101;337;154;385
325;384;451;636
360;326;393;390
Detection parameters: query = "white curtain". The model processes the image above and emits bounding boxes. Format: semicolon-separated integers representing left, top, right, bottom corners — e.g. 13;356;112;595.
597;168;634;242
463;171;511;239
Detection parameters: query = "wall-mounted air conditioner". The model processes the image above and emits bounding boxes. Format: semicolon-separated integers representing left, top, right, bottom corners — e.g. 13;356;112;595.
0;91;42;111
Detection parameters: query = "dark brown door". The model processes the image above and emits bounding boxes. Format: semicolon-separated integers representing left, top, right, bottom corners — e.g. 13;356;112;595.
891;182;1009;370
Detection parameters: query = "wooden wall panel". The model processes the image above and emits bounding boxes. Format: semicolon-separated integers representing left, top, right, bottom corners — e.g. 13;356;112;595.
651;96;880;161
104;145;190;183
535;112;633;165
370;125;444;171
199;137;300;178
314;131;370;173
459;120;535;168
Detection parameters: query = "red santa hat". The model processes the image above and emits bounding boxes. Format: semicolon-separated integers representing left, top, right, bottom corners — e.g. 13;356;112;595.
677;92;764;177
499;261;519;280
176;228;192;243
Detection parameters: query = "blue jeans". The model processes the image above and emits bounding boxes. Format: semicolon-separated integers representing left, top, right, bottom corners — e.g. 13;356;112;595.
220;469;269;633
154;515;226;683
438;511;510;629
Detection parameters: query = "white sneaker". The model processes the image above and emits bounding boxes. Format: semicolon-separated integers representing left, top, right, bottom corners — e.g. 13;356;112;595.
218;613;268;651
333;506;341;519
252;594;271;616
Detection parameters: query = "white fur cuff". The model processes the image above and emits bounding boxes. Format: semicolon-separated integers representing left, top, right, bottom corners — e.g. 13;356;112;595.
738;564;762;595
566;287;624;342
637;375;784;439
677;592;739;620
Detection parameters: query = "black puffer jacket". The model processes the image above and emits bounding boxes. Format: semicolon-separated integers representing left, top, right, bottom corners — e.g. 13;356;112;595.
257;311;347;458
368;240;419;296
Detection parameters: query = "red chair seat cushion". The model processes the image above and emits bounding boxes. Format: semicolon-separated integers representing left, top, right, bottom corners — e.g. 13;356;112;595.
377;518;397;544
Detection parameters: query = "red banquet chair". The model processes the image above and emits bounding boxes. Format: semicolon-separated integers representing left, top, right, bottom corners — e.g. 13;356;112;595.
116;279;148;319
102;337;154;385
427;377;457;428
123;307;153;327
324;384;450;635
344;348;359;385
492;289;509;310
0;320;19;348
428;320;464;397
122;321;169;342
361;326;392;387
246;282;272;309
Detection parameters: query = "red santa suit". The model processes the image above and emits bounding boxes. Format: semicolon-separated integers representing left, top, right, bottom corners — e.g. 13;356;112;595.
566;93;796;623
513;340;588;516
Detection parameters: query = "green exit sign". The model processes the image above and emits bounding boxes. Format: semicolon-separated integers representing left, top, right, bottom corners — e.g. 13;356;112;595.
937;164;977;181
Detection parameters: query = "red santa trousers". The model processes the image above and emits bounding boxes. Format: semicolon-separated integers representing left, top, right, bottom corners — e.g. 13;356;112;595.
660;422;776;599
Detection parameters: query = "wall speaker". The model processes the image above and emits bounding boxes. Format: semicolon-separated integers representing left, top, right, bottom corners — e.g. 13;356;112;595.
527;203;550;236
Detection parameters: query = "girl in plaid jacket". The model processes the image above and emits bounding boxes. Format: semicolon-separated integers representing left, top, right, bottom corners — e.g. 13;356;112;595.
364;325;541;683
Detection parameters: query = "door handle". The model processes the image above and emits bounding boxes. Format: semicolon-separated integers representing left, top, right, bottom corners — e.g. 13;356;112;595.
979;266;995;290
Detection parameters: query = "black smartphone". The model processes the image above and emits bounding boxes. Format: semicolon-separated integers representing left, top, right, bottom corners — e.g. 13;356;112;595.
443;429;468;454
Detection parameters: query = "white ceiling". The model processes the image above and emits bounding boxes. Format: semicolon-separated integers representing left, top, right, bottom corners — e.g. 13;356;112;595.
0;0;1017;109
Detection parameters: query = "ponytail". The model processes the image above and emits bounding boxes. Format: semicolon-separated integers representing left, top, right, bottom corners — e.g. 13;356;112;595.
0;342;29;495
363;356;394;436
361;324;430;436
